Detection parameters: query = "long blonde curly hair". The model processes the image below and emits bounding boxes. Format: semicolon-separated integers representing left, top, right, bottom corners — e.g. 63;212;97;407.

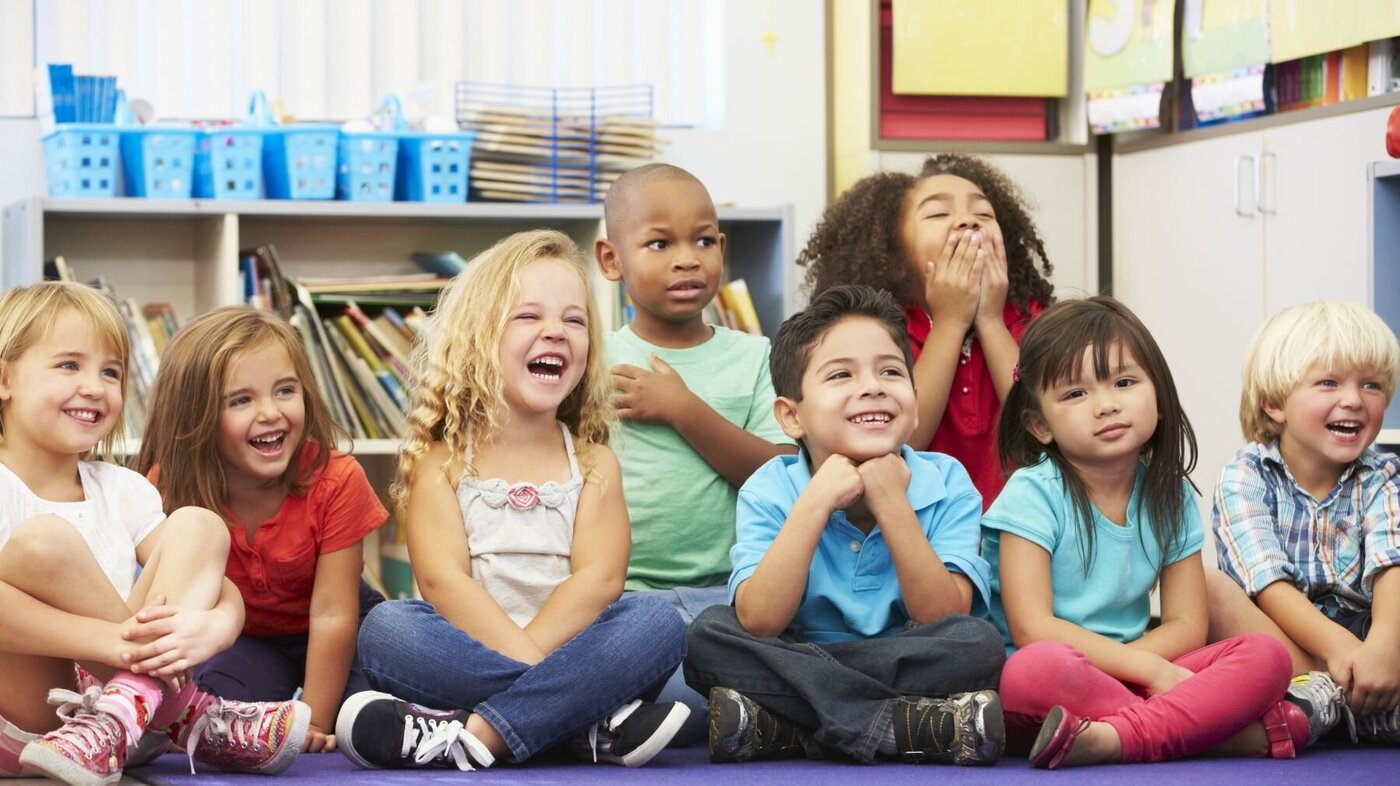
394;229;613;508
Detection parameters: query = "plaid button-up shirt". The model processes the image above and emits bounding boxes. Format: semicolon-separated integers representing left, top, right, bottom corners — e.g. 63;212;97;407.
1213;441;1400;618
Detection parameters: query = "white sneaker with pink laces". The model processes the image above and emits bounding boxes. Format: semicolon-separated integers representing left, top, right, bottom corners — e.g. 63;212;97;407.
17;687;128;786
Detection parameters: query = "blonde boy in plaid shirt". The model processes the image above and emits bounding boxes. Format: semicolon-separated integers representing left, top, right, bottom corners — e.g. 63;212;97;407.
1208;301;1400;745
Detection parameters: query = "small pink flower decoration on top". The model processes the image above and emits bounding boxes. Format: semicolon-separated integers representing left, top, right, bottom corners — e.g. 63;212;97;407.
507;484;540;511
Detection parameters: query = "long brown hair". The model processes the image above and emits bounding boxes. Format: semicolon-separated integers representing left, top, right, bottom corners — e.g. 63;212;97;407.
798;154;1055;313
997;296;1197;573
136;306;345;513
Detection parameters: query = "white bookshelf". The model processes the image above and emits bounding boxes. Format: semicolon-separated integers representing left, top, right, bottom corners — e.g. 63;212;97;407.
2;197;795;463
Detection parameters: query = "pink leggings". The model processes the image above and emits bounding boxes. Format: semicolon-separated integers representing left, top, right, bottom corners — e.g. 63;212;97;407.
999;633;1291;762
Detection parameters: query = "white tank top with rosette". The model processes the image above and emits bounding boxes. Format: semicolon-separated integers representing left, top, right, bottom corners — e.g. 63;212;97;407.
457;422;583;626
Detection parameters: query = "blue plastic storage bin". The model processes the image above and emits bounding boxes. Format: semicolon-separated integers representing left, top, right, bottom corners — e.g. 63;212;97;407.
264;125;338;199
194;127;264;199
337;131;399;201
119;127;198;198
42;125;121;198
396;131;475;202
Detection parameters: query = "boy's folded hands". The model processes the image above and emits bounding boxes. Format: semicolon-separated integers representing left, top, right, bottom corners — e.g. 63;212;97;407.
1334;636;1400;717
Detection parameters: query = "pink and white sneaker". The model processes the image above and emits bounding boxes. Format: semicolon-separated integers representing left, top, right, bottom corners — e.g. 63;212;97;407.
170;696;310;775
17;687;128;786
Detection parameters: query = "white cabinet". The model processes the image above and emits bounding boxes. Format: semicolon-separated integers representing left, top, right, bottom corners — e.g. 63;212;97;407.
1114;107;1394;517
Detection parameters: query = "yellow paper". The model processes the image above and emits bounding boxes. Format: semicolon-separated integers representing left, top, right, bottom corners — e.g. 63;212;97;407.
891;0;1067;97
1269;0;1361;63
1359;0;1400;42
1084;0;1175;91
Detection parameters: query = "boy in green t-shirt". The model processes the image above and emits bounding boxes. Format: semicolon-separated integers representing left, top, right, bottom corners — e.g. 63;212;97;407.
596;163;795;743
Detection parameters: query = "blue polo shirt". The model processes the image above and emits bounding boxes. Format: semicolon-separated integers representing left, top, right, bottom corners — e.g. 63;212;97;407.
729;446;991;644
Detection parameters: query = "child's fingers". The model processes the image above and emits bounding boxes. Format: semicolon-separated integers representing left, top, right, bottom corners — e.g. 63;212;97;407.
122;617;176;642
134;605;179;623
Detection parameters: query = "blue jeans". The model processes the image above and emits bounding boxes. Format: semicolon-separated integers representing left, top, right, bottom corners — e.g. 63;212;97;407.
357;593;686;762
684;605;1005;762
624;585;728;746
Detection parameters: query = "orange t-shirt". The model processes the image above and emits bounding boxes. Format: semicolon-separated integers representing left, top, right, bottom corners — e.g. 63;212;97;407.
149;449;387;637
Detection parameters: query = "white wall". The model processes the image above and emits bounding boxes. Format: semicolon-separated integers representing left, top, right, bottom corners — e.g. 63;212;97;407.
0;0;827;301
665;0;825;317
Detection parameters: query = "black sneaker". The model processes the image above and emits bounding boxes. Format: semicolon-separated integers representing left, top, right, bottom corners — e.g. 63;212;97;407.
575;700;690;767
891;690;1004;765
335;691;494;771
708;687;812;763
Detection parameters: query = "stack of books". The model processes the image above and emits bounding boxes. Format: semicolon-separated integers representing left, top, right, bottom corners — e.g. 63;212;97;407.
243;245;440;441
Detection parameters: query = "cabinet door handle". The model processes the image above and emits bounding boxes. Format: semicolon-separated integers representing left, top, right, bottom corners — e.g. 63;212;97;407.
1235;154;1257;218
1258;151;1277;215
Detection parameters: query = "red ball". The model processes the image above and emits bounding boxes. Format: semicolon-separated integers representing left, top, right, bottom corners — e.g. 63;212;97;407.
1389;106;1400;158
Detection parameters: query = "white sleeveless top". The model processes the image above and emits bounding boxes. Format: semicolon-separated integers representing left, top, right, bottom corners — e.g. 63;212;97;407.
457;423;582;626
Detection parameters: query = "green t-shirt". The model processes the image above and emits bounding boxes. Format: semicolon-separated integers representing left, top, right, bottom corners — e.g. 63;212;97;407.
606;325;792;590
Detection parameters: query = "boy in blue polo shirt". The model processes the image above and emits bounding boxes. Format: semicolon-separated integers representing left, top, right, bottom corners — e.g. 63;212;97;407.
683;285;1006;766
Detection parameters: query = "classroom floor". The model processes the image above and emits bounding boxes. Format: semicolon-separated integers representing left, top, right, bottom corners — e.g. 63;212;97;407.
18;743;1380;786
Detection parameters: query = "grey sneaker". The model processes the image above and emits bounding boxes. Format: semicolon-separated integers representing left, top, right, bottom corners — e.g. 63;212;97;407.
708;687;812;763
1286;671;1352;745
890;690;1004;766
1357;705;1400;744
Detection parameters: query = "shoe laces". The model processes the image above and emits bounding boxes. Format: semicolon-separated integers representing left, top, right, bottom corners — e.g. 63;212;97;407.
403;716;494;771
1357;704;1400;740
181;698;266;774
1289;672;1357;742
43;686;125;757
583;700;640;763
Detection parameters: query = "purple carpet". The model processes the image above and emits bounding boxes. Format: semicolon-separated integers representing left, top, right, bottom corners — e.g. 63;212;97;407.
129;744;1400;786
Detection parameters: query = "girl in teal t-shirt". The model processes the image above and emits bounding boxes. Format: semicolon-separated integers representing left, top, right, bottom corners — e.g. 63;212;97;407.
983;296;1311;768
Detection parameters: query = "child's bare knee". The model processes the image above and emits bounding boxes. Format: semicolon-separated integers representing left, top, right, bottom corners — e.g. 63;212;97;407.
163;506;231;559
0;514;83;574
1205;569;1247;609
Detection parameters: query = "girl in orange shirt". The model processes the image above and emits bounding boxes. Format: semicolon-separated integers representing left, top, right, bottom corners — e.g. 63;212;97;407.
139;307;386;754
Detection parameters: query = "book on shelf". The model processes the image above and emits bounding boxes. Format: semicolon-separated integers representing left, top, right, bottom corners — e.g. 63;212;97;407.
717;279;763;336
295;274;449;295
240;246;293;318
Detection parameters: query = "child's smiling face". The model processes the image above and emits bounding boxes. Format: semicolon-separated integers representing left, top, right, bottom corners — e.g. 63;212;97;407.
778;316;917;469
0;310;124;458
1268;364;1388;493
900;174;998;287
497;257;591;420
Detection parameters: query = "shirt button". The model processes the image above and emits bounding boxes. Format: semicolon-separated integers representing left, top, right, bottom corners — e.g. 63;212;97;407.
849;541;862;553
961;386;970;394
959;358;967;365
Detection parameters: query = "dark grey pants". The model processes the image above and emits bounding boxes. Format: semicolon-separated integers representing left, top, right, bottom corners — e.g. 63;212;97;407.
683;605;1005;762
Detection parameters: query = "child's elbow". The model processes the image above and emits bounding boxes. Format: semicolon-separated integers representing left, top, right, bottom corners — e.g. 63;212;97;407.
735;606;783;638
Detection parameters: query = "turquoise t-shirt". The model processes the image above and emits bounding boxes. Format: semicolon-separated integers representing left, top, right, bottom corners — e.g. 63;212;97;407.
606;325;792;591
981;459;1203;653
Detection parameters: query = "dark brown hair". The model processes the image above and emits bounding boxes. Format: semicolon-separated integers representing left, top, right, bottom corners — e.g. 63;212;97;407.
797;154;1055;314
136;306;345;513
770;284;912;402
997;296;1197;573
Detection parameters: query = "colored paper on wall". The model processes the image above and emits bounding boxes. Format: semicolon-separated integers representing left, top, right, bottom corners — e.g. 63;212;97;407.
1181;0;1270;78
1269;0;1362;63
891;0;1067;97
1084;0;1175;91
1360;0;1400;42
